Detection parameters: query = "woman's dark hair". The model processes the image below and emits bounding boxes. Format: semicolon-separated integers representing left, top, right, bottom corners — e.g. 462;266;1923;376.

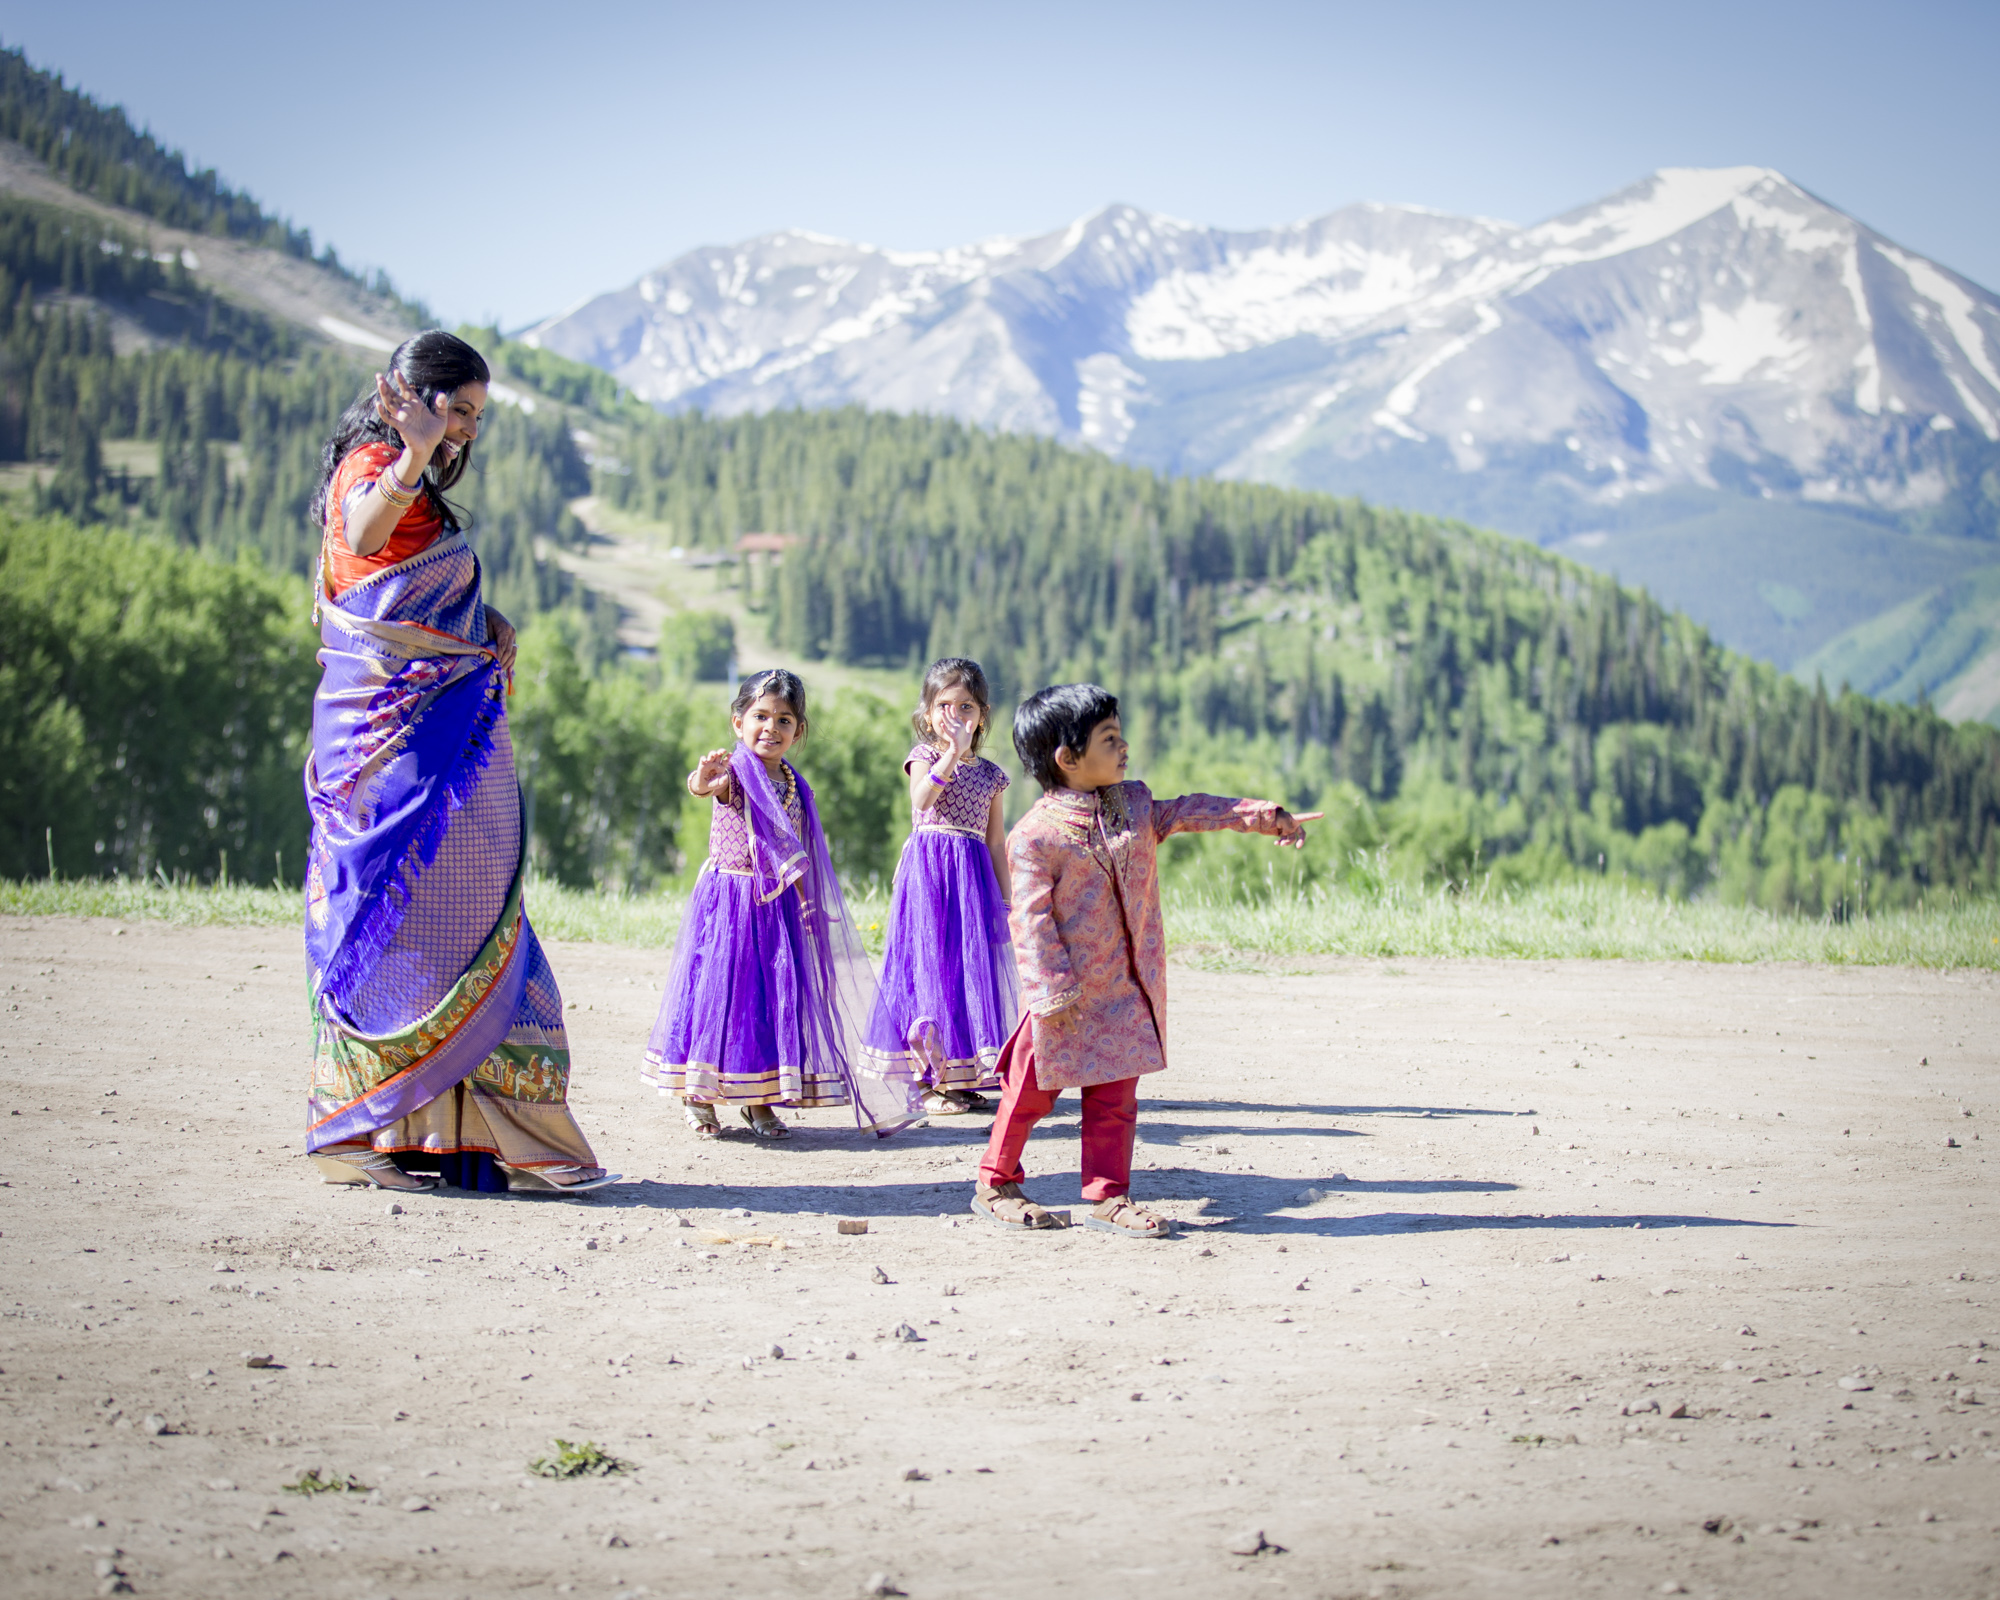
308;330;491;530
731;668;809;738
912;656;992;756
1012;682;1119;791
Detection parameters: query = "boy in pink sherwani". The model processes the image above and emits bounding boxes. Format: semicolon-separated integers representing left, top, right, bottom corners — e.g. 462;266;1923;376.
973;684;1311;1239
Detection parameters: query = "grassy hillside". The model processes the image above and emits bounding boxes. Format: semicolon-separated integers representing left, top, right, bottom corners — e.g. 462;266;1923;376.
597;407;2000;912
1797;563;2000;727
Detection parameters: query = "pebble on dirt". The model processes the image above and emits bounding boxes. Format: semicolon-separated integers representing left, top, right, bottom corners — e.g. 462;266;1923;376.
837;1218;870;1235
1226;1528;1277;1556
870;1266;891;1284
243;1353;275;1369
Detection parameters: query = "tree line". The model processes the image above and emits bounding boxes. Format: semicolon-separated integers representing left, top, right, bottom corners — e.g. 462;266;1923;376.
598;405;2000;912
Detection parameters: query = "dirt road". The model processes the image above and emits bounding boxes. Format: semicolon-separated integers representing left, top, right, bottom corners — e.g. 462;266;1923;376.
2;915;1995;1599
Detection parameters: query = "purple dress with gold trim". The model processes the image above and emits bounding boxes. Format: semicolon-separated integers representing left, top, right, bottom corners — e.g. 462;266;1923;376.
861;743;1017;1092
643;748;921;1135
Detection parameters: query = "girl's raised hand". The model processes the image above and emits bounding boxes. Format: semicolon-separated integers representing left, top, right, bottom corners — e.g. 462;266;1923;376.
374;370;448;459
941;700;979;758
692;747;734;798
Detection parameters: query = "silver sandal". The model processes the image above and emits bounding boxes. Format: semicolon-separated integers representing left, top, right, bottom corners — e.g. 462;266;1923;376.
683;1101;722;1138
740;1107;790;1140
319;1150;437;1192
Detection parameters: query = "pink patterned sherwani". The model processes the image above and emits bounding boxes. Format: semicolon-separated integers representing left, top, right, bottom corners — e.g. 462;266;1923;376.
1007;781;1286;1089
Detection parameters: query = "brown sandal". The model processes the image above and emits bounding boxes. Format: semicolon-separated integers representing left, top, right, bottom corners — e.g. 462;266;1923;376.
1084;1196;1173;1240
972;1182;1064;1230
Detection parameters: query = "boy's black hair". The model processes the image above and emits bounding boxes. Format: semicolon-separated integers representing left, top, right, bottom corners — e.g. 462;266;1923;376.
1012;682;1120;791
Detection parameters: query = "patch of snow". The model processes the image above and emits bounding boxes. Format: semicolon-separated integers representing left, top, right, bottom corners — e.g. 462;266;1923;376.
1381;303;1501;420
1654;299;1811;386
1075;353;1144;451
1880;244;2000;436
1528;167;1784;266
317;316;398;353
486;380;536;414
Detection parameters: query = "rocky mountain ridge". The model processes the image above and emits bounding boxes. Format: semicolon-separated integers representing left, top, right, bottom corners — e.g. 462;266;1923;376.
527;168;2000;714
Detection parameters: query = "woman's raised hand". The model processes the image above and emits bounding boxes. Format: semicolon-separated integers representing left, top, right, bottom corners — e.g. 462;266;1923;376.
374;370;448;460
691;747;735;799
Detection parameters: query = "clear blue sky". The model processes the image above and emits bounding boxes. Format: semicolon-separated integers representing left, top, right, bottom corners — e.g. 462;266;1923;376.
7;0;1996;329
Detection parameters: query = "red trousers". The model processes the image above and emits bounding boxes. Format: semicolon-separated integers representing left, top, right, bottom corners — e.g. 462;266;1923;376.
977;1015;1139;1202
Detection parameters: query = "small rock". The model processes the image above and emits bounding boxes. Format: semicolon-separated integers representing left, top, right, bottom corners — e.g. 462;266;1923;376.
1622;1399;1660;1416
837;1219;869;1235
1198;1247;1214;1257
205;1478;237;1492
1293;1188;1325;1205
68;1515;103;1529
728;1207;752;1219
676;1214;694;1227
212;1261;231;1273
1918;1508;1936;1523
602;1532;628;1548
901;1466;928;1481
844;1350;857;1361
400;1496;429;1513
585;1238;598;1251
870;1266;891;1284
93;1558;120;1579
1667;1402;1691;1420
861;1575;904;1597
388;1408;410;1421
1541;1533;1561;1546
1946;1137;1960;1148
140;1414;167;1436
385;1202;403;1216
769;1344;785;1360
1955;1386;1979;1404
1837;1377;1872;1392
890;1322;923;1343
1739;1326;1756;1337
1226;1527;1278;1556
941;1283;961;1296
243;1353;275;1369
189;1368;214;1380
1660;1583;1687;1594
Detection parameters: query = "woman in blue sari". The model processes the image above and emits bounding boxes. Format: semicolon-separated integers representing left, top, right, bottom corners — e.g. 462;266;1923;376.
302;331;612;1194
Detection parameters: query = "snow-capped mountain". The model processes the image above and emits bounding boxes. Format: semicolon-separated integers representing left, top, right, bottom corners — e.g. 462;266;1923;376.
528;167;1998;505
526;168;2000;696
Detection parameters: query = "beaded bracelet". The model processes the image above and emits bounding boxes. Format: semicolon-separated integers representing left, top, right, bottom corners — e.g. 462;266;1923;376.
375;471;419;510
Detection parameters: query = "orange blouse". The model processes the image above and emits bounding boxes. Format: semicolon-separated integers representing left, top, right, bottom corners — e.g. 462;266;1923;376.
321;442;444;599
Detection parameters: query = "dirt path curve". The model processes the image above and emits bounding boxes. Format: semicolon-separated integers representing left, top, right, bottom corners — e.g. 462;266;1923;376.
2;915;1995;1599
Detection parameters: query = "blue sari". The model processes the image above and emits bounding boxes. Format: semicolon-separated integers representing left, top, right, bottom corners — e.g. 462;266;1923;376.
302;529;598;1188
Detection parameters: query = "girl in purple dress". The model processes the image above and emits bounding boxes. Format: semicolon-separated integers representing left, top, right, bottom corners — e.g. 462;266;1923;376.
643;670;919;1141
863;658;1019;1117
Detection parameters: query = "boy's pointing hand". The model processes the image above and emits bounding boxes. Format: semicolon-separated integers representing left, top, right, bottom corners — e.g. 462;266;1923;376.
1271;809;1321;849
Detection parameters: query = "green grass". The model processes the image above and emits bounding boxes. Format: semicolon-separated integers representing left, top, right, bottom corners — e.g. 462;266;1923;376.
1163;877;2000;968
6;873;1996;968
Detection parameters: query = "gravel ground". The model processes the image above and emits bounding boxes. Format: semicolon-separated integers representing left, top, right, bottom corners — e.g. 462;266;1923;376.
1;915;1995;1600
